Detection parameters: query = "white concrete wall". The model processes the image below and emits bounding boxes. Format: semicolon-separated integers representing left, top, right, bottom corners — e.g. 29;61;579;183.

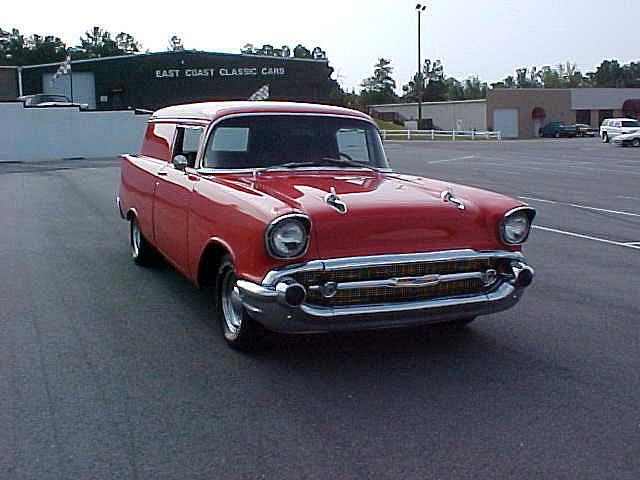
421;101;486;131
371;100;487;131
570;88;640;110
0;103;150;161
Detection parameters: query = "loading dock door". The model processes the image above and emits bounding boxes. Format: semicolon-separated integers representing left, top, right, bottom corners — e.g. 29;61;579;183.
493;108;519;138
43;72;96;109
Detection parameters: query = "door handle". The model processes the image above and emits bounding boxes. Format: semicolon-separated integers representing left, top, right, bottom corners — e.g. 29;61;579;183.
158;170;168;176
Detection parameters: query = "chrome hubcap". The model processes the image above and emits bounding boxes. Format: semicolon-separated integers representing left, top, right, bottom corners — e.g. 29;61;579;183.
131;221;141;257
221;269;243;334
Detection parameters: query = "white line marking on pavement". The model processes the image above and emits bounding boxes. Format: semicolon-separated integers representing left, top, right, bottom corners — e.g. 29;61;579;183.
618;195;640;201
519;196;640;218
626;242;640;246
533;226;640;250
428;155;475;164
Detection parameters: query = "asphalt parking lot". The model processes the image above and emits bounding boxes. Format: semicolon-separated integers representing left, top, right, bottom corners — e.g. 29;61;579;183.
1;138;639;479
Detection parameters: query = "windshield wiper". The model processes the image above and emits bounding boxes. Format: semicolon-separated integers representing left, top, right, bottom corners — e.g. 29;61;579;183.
259;161;331;173
320;157;379;172
259;158;379;174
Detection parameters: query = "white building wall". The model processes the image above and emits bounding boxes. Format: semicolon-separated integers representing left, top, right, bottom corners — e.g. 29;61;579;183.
370;100;487;130
570;88;640;110
0;103;149;161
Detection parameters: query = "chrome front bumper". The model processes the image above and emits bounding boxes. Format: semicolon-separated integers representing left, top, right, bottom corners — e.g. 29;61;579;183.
236;250;533;333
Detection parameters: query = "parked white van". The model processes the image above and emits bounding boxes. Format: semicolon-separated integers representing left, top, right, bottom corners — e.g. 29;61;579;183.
600;118;640;143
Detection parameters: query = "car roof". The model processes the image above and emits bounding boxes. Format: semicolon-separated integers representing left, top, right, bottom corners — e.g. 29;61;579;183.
603;118;638;122
151;101;372;123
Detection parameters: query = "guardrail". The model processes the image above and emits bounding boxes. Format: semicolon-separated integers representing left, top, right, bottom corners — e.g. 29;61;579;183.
381;129;502;141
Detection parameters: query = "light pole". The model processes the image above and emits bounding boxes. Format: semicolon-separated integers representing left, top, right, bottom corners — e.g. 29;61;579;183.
416;3;426;130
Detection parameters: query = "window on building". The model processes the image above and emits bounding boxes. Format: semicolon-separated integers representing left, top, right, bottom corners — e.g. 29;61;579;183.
598;110;613;126
576;110;591;125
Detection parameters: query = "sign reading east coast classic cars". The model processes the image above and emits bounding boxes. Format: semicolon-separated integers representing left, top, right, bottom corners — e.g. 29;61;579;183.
154;66;286;79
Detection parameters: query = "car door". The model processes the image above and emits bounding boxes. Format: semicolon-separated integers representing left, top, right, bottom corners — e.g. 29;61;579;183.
153;125;204;274
611;121;621;137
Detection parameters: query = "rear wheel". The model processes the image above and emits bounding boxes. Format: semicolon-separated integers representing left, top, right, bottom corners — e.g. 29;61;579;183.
130;216;156;266
554;132;560;138
602;132;609;143
216;255;268;351
449;317;476;328
632;138;640;147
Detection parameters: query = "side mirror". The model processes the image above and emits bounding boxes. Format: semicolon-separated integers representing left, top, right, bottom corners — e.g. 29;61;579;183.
172;154;188;171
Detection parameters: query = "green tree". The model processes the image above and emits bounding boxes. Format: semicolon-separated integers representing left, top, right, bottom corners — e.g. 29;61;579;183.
587;59;625;87
360;58;398;105
463;76;487;99
444;77;465;100
0;28;67;65
74;27;140;59
401;59;446;102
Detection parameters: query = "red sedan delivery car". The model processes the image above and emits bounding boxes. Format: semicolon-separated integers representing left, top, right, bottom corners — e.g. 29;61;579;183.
117;101;535;351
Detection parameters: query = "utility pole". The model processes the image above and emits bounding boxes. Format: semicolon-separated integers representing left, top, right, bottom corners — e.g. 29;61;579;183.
416;4;426;130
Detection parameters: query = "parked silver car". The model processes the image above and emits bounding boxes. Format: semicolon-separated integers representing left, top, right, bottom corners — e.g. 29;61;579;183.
600;118;640;143
17;94;88;109
613;131;640;147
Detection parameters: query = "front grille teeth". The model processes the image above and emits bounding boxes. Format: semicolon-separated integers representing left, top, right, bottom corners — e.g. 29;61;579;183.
293;259;510;307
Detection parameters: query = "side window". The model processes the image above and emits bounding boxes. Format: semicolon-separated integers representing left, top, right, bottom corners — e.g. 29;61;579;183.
336;128;370;164
141;122;176;161
173;126;204;167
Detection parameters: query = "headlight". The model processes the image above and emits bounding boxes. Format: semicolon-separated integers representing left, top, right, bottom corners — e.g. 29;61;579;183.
499;207;536;245
265;215;310;259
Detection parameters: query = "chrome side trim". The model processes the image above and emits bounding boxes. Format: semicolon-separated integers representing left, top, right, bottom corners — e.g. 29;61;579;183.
115;195;125;219
194;167;393;175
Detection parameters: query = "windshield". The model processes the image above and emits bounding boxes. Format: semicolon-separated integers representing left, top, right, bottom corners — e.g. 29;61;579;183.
202;115;389;169
621;121;640;127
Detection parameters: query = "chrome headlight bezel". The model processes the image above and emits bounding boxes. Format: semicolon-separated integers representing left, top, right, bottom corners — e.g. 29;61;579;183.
265;214;311;260
499;206;536;245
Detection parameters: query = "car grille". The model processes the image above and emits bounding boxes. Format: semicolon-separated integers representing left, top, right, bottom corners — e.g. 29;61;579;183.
292;258;512;307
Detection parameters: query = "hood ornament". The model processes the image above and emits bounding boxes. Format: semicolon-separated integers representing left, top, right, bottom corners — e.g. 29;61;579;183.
325;186;348;214
440;187;465;210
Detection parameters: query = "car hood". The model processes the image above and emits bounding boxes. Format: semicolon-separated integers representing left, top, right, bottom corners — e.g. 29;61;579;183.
249;170;524;258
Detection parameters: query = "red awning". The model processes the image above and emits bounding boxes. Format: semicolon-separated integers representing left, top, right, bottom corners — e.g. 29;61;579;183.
622;99;640;113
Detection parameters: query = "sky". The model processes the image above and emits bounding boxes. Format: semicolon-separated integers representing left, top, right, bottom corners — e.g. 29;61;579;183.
3;0;640;93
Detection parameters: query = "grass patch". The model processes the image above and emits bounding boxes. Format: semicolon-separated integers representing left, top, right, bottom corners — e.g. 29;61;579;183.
375;119;405;130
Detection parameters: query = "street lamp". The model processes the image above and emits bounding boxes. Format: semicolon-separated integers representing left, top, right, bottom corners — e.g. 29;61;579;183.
415;3;426;130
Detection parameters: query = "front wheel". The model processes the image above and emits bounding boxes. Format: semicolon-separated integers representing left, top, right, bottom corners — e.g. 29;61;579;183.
602;133;609;143
216;255;268;351
632;138;640;147
554;132;560;138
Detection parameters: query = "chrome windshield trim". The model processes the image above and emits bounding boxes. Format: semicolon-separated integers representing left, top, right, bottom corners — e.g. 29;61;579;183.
196;112;388;170
262;250;525;286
